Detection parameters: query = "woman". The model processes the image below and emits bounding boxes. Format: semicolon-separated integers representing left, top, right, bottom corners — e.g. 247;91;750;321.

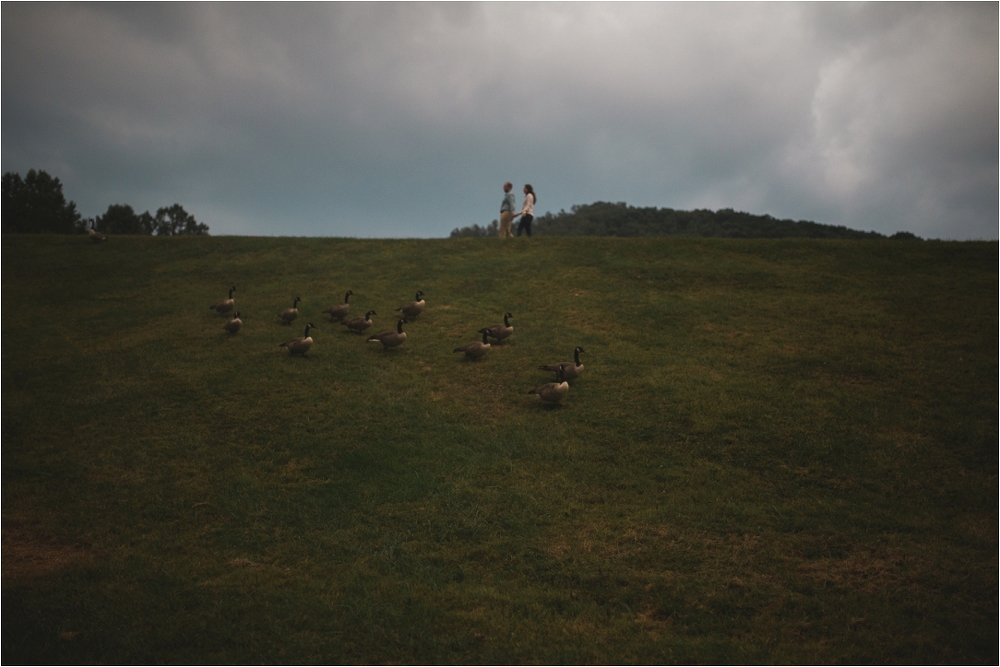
514;184;536;237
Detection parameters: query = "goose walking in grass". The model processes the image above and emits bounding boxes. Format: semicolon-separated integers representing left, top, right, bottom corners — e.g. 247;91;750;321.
479;312;513;344
343;309;376;334
539;346;586;380
367;318;408;349
323;290;353;321
210;286;236;314
280;322;317;356
223;312;243;335
280;296;301;325
453;330;491;360
396;291;425;319
529;366;569;404
87;222;106;243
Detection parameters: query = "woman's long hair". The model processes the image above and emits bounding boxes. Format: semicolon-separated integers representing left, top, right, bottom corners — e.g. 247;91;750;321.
524;184;536;204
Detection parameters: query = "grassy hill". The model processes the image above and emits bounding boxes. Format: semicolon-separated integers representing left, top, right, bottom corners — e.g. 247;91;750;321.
3;234;996;664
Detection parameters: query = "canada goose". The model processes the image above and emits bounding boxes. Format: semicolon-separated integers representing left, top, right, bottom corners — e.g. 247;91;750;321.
87;222;106;243
539;346;586;380
324;290;354;321
343;309;376;334
396;291;425;319
280;322;317;355
453;329;491;360
280;296;301;325
528;366;569;404
479;312;513;343
223;312;243;335
367;318;408;349
210;286;236;314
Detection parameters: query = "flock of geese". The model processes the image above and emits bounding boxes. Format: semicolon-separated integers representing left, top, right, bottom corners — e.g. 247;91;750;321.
90;231;586;403
209;286;586;404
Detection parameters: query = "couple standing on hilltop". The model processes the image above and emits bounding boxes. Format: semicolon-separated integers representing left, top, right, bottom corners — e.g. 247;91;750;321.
499;182;536;238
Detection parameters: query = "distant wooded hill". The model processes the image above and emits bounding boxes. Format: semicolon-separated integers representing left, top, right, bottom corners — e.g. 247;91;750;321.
452;202;920;240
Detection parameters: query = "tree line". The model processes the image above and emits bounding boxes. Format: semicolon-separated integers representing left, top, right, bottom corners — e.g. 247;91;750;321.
452;201;920;240
2;169;209;236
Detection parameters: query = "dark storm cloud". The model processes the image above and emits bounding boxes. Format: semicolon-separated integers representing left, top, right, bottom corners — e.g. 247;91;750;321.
2;2;996;239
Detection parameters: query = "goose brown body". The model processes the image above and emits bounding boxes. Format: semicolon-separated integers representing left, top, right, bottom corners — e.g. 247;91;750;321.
343;310;376;334
223;312;243;334
280;297;301;325
87;225;106;242
280;322;316;355
397;291;425;319
480;312;513;343
529;368;570;404
539;346;585;380
210;286;236;314
324;290;353;321
453;330;491;360
368;318;408;349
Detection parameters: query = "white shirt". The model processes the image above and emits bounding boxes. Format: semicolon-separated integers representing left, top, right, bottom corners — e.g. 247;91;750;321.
521;193;535;217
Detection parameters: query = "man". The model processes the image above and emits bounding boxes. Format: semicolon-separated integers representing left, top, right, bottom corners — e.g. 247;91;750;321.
499;182;516;238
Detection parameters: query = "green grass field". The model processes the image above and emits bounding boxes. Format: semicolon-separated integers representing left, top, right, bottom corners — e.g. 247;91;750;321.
3;234;997;664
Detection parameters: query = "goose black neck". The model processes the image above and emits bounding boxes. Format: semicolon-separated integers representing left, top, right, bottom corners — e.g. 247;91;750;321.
397;319;405;333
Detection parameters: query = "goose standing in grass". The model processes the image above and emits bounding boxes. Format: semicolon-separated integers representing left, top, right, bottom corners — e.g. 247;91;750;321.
280;296;301;325
453;329;491;360
368;318;408;349
223;312;243;335
343;309;376;334
539;346;586;380
324;290;354;321
210;286;236;314
479;312;513;344
529;366;569;404
87;222;106;243
280;322;317;356
396;291;425;319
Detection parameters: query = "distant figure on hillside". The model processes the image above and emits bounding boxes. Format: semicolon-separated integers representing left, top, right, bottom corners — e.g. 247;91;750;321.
514;184;536;237
499;182;516;238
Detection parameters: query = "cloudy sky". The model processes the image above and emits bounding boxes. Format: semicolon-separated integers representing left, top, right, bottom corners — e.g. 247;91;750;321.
3;2;997;239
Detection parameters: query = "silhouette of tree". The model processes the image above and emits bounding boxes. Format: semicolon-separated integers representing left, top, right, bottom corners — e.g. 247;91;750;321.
153;204;209;235
95;204;155;235
450;219;498;238
2;169;83;234
4;169;210;236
